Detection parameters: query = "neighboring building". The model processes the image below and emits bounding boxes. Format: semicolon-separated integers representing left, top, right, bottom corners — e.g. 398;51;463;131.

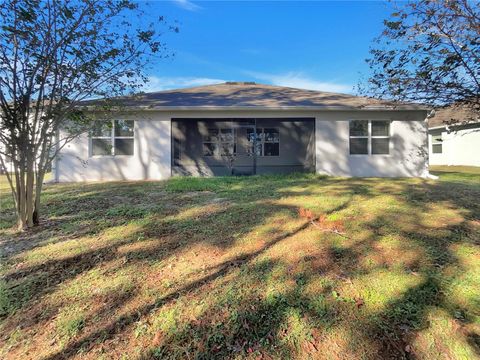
428;104;480;167
0;142;13;174
54;82;430;181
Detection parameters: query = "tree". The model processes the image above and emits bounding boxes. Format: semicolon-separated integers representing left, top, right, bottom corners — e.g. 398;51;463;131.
362;0;479;122
0;0;176;230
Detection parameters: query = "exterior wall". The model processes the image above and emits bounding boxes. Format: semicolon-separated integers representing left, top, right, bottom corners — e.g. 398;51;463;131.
315;111;429;177
0;156;14;174
55;109;428;181
429;124;480;166
56;112;171;181
0;137;13;174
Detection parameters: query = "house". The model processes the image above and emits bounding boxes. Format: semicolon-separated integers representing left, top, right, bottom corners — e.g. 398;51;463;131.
54;82;430;181
0;143;13;174
428;104;480;167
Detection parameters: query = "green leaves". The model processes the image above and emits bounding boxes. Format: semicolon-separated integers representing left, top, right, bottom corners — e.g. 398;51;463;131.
137;30;155;43
0;0;177;227
362;0;480;112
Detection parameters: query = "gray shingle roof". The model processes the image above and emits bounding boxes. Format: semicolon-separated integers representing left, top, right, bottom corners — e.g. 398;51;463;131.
429;103;480;128
82;82;428;110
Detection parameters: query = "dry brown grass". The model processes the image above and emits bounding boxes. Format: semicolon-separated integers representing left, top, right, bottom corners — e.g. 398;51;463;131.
0;170;479;359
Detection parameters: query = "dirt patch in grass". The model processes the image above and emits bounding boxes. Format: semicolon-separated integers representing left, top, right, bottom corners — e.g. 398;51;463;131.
0;171;479;359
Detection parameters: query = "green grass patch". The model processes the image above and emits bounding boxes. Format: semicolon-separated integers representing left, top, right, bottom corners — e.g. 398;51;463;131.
0;170;479;359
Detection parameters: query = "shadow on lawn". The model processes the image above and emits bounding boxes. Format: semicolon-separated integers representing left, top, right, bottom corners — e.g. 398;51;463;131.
43;219;314;359
1;174;479;359
1;176;329;329
339;180;480;358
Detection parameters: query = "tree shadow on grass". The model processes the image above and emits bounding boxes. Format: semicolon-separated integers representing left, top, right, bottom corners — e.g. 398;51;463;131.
1;174;479;359
41;218;313;360
467;332;480;356
327;178;480;359
138;259;341;360
2;175;356;357
0;174;327;257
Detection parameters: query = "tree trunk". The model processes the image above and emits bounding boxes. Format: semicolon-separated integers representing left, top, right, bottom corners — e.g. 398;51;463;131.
25;155;35;227
16;167;27;230
13;156;38;230
33;169;46;225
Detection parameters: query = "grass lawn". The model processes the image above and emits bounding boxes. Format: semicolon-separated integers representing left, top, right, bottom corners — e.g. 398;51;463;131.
0;167;479;359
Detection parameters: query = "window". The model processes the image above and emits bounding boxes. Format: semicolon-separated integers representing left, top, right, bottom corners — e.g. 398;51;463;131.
349;120;369;155
247;128;280;156
91;122;112;156
349;120;390;155
91;120;134;156
203;128;236;156
371;121;390;155
432;134;442;154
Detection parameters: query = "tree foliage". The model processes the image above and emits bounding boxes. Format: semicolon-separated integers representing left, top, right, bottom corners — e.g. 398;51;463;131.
362;0;479;121
0;0;176;229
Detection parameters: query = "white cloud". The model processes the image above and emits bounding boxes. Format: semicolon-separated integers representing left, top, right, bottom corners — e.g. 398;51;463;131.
171;0;201;11
246;71;353;93
140;76;225;92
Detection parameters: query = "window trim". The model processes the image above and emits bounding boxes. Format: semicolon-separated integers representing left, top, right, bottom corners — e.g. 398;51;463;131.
349;119;391;156
90;119;135;157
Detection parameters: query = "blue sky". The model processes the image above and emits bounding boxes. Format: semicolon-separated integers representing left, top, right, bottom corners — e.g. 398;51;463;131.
143;1;393;93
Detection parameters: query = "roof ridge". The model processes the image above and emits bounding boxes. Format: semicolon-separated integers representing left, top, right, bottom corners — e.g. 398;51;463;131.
142;82;226;94
79;81;429;111
144;81;362;98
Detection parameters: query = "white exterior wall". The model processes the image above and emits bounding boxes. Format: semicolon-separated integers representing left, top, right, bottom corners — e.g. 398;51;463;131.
315;111;428;177
0;140;14;174
55;109;428;181
429;126;480;167
0;156;14;174
56;112;171;181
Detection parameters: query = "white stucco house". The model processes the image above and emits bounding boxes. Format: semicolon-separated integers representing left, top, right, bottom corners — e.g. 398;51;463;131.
53;82;431;182
428;104;480;167
0;142;13;174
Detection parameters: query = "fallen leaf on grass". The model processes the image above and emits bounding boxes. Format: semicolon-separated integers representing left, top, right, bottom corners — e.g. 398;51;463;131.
303;340;318;353
354;297;365;308
152;331;164;347
298;208;315;220
298;208;347;235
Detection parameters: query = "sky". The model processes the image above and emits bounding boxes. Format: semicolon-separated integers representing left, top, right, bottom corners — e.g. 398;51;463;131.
141;1;394;94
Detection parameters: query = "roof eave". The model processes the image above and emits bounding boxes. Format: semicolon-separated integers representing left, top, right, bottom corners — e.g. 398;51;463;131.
428;120;480;130
428;125;447;130
78;105;430;112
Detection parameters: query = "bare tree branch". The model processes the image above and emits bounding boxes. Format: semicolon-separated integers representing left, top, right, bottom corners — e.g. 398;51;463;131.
0;0;176;229
361;0;479;124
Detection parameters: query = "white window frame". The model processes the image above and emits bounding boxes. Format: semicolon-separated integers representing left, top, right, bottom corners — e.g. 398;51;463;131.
349;120;391;156
90;119;135;157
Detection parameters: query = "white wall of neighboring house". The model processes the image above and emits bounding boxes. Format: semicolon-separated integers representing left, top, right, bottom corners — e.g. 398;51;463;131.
55;109;429;181
0;156;14;174
0;142;14;174
429;125;480;167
